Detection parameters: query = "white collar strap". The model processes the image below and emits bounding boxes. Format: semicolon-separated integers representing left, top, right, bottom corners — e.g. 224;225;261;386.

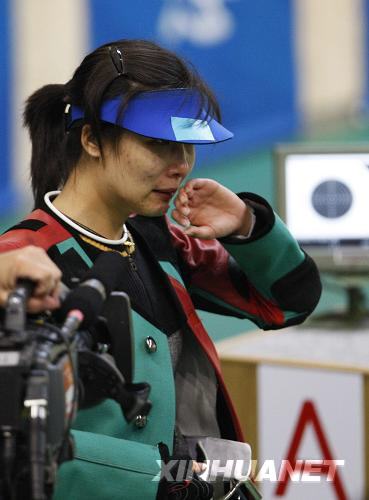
44;191;129;246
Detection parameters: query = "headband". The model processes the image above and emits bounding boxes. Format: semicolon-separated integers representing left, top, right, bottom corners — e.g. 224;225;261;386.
67;88;233;144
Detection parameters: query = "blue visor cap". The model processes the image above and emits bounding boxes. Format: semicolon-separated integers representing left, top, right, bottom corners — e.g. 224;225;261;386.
69;88;233;144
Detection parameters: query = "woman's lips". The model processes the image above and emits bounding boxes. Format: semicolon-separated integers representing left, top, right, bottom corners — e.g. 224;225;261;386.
152;189;176;202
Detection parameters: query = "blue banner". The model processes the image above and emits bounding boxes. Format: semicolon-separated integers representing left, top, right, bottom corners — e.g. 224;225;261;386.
0;0;15;211
363;0;369;108
89;0;298;164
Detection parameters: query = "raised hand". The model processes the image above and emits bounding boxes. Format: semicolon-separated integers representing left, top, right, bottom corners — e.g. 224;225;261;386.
172;178;253;239
0;246;62;313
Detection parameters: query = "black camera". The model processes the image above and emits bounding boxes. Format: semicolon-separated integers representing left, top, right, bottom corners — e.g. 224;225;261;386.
0;254;151;500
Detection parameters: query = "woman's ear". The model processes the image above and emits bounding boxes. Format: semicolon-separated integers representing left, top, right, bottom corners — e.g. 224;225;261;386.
81;124;101;158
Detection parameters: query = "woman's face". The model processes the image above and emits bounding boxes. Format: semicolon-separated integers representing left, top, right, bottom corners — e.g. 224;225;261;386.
96;130;195;217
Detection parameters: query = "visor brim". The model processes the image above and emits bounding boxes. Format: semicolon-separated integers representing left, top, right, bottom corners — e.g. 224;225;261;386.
69;88;234;144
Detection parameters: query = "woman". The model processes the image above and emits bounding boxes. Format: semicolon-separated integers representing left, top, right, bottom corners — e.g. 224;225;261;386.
0;40;321;499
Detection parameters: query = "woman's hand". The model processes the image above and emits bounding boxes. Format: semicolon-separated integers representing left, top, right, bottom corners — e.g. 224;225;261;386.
172;178;253;239
0;246;62;313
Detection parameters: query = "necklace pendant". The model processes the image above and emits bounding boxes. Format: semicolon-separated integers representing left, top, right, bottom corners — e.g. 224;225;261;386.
124;240;135;255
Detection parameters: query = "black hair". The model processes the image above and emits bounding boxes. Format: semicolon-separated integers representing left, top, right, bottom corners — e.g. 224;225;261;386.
23;39;221;207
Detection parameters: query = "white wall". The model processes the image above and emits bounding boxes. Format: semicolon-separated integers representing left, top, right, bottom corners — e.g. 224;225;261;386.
10;0;89;208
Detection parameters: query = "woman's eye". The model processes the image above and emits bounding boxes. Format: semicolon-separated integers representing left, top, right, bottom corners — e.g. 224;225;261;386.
150;139;170;146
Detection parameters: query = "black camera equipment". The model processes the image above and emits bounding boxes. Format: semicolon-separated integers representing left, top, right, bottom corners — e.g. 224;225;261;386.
0;252;152;500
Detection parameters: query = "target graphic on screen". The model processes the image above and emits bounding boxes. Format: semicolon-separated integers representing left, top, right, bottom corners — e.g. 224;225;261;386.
311;180;353;218
283;152;369;241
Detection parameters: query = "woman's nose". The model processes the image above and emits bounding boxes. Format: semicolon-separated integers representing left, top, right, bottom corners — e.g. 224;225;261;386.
167;144;193;175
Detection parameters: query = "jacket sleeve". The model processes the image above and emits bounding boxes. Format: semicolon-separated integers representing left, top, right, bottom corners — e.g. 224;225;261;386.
168;193;322;330
0;233;35;252
53;430;162;500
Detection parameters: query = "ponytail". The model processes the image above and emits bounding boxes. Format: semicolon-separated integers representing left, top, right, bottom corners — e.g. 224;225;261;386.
23;84;69;207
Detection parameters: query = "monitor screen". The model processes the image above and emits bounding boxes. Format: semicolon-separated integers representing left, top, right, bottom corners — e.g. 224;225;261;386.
274;144;369;272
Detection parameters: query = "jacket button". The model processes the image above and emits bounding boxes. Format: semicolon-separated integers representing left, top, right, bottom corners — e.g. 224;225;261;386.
145;336;157;353
134;415;147;428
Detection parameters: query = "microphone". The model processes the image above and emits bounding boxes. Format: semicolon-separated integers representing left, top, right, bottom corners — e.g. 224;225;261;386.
60;252;125;338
